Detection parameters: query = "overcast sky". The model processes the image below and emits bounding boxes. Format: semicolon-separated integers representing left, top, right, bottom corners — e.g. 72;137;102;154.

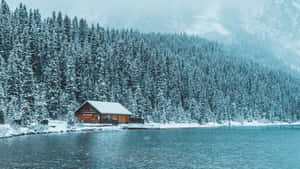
7;0;266;34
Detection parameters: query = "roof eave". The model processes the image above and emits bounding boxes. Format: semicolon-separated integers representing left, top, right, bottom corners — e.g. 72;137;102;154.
74;101;101;114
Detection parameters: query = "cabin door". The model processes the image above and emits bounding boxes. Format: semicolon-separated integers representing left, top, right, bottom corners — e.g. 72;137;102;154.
119;116;128;123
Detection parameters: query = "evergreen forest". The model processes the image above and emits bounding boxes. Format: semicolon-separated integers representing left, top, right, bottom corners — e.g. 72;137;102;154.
1;0;300;125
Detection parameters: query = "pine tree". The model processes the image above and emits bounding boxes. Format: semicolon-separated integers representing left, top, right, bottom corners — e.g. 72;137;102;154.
19;55;35;125
189;98;200;122
0;55;6;123
34;85;48;123
44;53;60;119
156;88;165;122
6;96;19;123
135;86;146;119
128;90;137;117
0;83;5;124
7;43;24;100
0;0;12;59
64;44;78;118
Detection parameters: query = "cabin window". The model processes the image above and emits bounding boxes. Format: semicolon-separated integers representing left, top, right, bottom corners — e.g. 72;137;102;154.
82;114;93;117
102;115;111;119
94;115;100;120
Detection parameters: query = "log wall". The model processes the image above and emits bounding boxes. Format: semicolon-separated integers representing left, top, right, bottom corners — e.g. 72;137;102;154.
75;103;130;124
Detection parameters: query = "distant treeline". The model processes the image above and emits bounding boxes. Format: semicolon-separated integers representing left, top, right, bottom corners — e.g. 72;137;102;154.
0;0;300;125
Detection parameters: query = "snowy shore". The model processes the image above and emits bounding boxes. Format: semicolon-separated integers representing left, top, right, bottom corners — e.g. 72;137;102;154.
1;120;300;138
128;121;300;129
0;120;123;139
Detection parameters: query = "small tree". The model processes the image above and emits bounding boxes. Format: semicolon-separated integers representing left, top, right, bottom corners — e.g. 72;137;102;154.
0;71;5;124
20;101;33;126
34;89;48;123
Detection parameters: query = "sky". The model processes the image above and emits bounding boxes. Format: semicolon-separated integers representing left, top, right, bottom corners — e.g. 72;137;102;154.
7;0;266;35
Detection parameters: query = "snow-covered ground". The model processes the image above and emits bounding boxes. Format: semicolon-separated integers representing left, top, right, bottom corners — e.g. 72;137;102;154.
229;121;300;127
128;121;300;129
1;120;300;138
128;122;220;129
0;120;122;138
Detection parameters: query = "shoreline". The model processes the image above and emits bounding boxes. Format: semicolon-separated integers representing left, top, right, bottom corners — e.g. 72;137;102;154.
1;121;300;139
127;121;300;130
0;121;123;139
0;125;125;139
0;127;106;139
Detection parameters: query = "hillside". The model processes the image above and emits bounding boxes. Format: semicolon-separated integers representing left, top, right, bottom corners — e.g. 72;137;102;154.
1;0;300;125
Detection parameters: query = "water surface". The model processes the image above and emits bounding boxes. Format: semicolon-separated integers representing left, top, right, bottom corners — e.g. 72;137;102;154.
0;126;300;169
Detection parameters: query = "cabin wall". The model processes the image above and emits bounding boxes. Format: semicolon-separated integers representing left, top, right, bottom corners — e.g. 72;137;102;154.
76;113;101;123
119;115;129;124
76;103;100;123
76;113;130;124
100;114;129;124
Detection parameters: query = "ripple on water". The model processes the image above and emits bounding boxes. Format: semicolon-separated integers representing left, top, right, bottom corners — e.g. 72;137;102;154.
0;127;300;169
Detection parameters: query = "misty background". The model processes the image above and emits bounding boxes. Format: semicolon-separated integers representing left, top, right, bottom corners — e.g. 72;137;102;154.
7;0;265;35
7;0;300;72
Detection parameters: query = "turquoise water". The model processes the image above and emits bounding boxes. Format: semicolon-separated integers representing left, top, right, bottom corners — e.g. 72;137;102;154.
0;126;300;169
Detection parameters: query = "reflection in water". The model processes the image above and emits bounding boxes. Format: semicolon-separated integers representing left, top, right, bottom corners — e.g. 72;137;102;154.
0;127;300;169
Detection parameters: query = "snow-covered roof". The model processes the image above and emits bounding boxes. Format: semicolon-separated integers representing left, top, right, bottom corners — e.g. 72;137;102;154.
78;101;132;116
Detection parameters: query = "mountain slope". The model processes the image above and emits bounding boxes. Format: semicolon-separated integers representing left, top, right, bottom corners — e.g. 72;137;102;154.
185;0;300;72
1;0;300;125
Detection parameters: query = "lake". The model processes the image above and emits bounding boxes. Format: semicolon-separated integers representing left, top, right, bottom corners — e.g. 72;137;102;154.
0;126;300;169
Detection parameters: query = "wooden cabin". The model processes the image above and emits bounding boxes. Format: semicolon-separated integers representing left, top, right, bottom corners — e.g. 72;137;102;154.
75;101;132;124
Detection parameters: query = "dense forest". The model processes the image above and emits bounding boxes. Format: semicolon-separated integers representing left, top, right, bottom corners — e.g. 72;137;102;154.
1;0;300;126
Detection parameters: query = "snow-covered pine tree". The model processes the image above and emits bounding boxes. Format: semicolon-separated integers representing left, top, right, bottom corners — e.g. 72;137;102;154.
33;85;48;123
6;43;24;100
135;85;146;119
6;97;19;123
64;44;78;118
189;98;200;123
19;54;35;125
0;55;6;123
0;79;5;124
0;0;12;59
44;52;60;119
128;89;138;117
